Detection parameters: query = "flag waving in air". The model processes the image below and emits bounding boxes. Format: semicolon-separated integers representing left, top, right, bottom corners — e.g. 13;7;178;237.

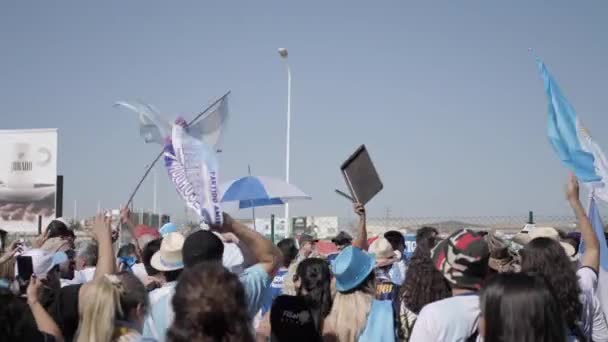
115;95;229;151
538;59;608;319
163;119;223;226
537;60;605;184
116;94;229;225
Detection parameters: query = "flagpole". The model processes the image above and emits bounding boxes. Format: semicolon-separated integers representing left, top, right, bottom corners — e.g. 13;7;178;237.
248;165;256;230
124;90;231;208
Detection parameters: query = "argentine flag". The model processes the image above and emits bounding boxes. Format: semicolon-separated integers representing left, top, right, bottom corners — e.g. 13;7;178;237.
538;59;608;319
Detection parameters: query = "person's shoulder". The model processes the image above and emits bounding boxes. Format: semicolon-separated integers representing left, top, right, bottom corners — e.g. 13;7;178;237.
418;295;476;316
577;266;599;291
577;266;598;280
59;283;83;301
241;263;270;280
420;296;455;309
149;283;176;305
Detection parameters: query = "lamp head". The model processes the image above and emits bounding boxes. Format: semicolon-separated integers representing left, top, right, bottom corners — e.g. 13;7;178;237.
278;48;288;58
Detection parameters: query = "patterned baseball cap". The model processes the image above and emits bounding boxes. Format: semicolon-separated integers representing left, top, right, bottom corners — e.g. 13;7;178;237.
431;229;490;290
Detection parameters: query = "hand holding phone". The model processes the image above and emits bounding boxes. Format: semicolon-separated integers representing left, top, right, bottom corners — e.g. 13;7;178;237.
16;255;34;295
26;275;43;305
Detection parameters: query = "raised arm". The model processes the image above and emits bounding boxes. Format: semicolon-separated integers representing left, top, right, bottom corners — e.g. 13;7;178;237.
0;240;20;265
120;207;142;255
91;213;115;281
567;175;600;272
27;275;64;342
352;203;368;251
216;213;282;277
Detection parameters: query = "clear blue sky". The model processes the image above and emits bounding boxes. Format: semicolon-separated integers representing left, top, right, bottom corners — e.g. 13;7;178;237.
2;1;608;220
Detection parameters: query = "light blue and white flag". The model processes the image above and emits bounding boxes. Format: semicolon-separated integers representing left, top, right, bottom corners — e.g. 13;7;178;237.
538;59;608;318
115;96;229;150
538;60;608;186
114;101;171;145
164;120;223;226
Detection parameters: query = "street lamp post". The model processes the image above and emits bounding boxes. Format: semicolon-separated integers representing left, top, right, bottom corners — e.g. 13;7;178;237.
278;48;292;237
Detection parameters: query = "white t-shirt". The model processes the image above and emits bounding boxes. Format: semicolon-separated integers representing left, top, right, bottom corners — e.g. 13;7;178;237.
60;267;96;287
577;267;608;341
597;270;608;335
409;294;480;342
131;262;149;282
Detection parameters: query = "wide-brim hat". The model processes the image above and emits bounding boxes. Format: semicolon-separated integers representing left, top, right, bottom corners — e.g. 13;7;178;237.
432;229;490;290
151;232;185;272
369;237;402;268
331;246;375;292
514;226;577;261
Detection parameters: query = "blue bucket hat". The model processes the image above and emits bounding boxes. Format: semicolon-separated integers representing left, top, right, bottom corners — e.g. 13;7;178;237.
331;246;375;292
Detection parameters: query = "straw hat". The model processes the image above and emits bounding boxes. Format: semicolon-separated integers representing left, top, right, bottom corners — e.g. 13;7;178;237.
369;237;402;268
150;232;185;272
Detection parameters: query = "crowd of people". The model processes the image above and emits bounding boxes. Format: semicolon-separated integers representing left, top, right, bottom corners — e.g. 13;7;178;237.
1;175;607;341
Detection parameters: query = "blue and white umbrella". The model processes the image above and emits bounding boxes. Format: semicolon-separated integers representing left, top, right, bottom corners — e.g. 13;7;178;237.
220;176;311;209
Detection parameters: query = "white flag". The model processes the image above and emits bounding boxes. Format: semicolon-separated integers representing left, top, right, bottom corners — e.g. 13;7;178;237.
164;122;222;226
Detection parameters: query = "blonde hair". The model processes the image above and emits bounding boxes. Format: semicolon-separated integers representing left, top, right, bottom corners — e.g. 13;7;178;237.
76;272;148;342
282;259;301;296
324;275;375;342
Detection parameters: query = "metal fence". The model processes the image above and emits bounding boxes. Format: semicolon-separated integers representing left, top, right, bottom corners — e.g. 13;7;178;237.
338;215;603;235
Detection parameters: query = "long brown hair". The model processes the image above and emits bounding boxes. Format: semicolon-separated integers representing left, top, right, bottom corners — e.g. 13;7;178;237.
520;238;582;336
167;262;254;342
399;240;451;314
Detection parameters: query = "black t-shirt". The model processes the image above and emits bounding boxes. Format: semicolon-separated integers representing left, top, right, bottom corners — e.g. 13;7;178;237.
0;291;53;342
270;295;322;342
48;284;82;342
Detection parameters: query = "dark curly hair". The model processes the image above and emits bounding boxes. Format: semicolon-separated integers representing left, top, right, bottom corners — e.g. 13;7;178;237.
295;258;333;332
520;238;582;335
399;241;451;314
415;226;439;251
167;262;254;342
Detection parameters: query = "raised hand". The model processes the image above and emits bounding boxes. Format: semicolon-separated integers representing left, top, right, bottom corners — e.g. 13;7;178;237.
566;173;580;203
353;203;366;219
34;228;50;248
26;275;43;305
120;207;131;224
0;239;21;264
91;212;111;243
220;232;240;244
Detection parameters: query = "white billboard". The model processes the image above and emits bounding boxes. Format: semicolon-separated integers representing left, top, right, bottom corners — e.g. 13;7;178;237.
254;217;287;236
0;129;58;232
